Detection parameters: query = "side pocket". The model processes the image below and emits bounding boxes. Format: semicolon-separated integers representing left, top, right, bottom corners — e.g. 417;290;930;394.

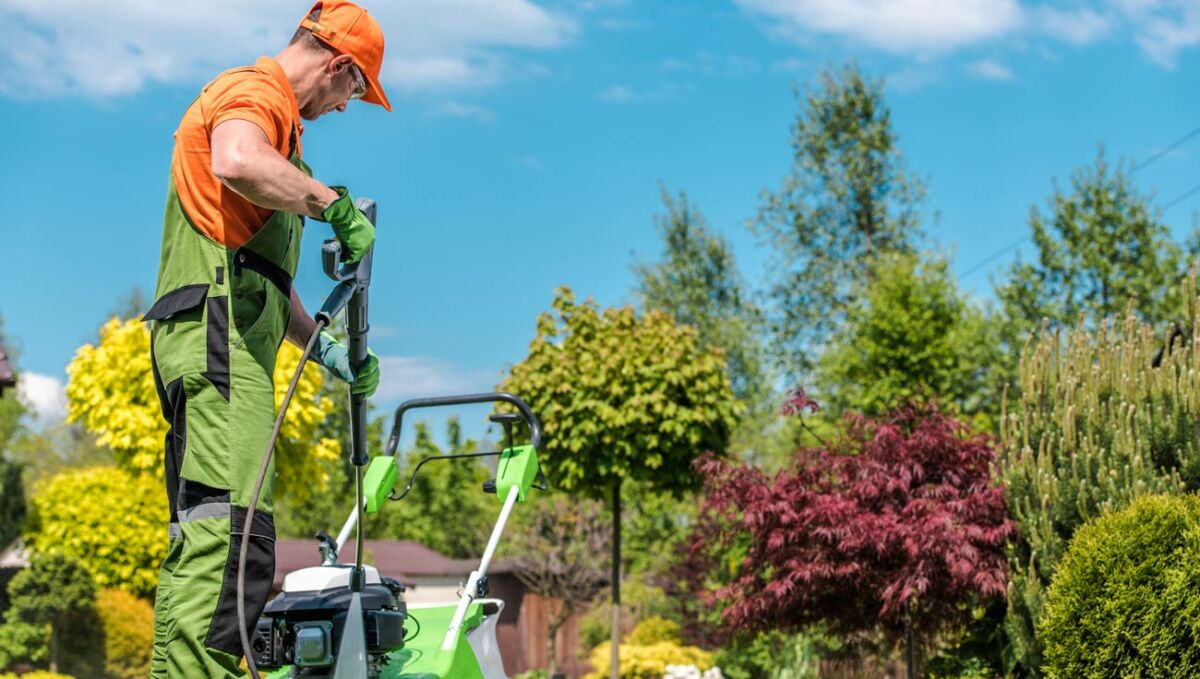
203;296;230;400
143;284;209;322
204;507;276;655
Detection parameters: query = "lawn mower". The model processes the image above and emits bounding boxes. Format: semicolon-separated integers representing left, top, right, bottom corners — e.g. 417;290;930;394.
237;199;547;678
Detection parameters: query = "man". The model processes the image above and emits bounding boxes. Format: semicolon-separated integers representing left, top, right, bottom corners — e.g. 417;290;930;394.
144;2;389;676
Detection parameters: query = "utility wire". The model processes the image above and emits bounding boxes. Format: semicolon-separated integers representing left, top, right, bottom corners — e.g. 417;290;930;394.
957;122;1200;278
1131;123;1200;175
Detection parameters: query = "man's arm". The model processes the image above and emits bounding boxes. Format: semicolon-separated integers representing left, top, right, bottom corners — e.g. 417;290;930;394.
287;287;318;349
211;119;338;219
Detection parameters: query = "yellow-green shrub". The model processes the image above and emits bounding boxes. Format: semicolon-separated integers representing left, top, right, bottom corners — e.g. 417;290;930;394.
25;467;166;598
584;639;713;679
96;589;153;679
626;616;680;645
0;673;74;679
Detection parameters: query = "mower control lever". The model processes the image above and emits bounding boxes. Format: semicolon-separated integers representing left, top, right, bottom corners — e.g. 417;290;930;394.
482;479;497;494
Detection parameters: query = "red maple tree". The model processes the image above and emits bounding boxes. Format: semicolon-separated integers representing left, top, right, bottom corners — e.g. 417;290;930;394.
681;400;1013;674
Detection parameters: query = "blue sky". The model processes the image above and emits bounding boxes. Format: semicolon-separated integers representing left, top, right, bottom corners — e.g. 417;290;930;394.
1;0;1198;444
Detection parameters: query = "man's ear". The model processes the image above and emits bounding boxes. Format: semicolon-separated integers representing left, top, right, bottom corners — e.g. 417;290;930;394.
328;54;353;75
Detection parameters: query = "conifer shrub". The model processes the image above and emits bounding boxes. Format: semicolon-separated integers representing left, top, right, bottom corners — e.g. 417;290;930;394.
1040;494;1200;678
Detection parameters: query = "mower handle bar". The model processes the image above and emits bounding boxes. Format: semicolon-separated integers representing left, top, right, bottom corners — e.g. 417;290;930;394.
384;392;542;457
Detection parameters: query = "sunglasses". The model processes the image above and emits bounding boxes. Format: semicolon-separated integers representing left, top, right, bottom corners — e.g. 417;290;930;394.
348;63;367;100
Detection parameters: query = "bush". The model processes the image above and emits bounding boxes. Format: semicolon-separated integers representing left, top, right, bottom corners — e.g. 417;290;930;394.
96;589;153;679
1040;494;1200;677
25;467;166;598
584;618;714;679
0;621;47;669
0;673;74;679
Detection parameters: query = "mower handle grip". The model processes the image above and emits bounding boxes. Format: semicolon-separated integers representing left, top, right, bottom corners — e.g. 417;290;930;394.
384;392;542;457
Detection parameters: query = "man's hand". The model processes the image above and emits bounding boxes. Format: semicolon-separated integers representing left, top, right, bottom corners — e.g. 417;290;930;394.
311;331;380;397
316;187;376;263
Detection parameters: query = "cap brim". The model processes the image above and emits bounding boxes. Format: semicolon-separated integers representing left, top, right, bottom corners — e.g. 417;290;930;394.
361;69;391;111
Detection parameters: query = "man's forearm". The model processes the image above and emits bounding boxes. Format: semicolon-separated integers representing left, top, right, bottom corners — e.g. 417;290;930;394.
286;288;318;348
219;145;339;219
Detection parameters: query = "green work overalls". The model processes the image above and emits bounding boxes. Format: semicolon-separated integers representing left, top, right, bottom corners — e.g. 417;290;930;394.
146;117;309;678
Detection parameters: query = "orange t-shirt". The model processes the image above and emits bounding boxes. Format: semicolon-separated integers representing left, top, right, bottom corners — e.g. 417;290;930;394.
171;56;304;249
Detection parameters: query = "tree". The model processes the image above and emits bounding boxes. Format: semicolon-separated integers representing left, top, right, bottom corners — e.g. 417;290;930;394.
995;150;1188;353
507;494;610;676
685;402;1013;678
499;287;739;678
24;467;167;599
370;419;494;558
753;63;924;378
998;275;1200;676
4;552;96;674
817;251;1003;427
65;317;339;502
0;315;27;548
633;186;768;406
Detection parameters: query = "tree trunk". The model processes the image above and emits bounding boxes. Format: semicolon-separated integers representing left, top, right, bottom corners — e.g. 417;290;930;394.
610;479;622;679
904;598;917;679
50;621;59;674
546;603;561;677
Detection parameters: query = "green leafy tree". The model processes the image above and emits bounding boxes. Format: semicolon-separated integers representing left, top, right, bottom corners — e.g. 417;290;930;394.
753;63;924;378
499;287;739;678
633;186;768;406
4;552;97;674
996;150;1189;357
998;275;1200;676
817;251;1003;428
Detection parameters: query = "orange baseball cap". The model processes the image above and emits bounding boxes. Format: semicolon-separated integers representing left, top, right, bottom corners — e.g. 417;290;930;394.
299;0;392;111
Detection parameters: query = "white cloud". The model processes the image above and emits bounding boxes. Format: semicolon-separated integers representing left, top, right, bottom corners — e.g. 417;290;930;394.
375;356;497;403
735;0;1023;55
426;100;495;122
967;58;1016;80
0;0;575;98
736;0;1200;71
1033;7;1113;45
598;84;634;101
17;372;66;425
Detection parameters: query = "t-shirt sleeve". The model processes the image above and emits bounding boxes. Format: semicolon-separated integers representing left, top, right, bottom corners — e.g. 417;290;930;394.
207;73;292;155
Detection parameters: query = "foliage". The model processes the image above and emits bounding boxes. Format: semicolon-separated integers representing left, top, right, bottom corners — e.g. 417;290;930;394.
685;402;1013;671
371;419;493;558
583;639;713;679
626;616;680;645
24;467;167;598
507;493;610;677
4;552;96;673
95;588;153;679
752;62;924;377
64;317;339;502
0;621;47;670
632;186;769;410
0;673;73;679
1039;494;1200;678
817;251;1003;428
713;631;826;679
500;287;739;498
995;150;1188;356
998;278;1200;675
0;460;24;550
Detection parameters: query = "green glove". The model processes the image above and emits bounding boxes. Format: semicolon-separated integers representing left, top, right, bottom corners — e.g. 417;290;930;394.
318;187;376;264
311;331;380;398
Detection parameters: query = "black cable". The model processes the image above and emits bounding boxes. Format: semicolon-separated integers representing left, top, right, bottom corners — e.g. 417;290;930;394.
1132;123;1200;175
403;611;421;643
240;321;326;679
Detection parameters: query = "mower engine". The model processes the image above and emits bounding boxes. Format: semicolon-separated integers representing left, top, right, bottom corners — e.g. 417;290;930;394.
251;564;407;677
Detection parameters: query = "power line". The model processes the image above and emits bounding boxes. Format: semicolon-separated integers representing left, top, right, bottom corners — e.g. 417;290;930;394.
958;235;1029;278
1131;123;1200;175
1163;182;1200;212
957;122;1200;279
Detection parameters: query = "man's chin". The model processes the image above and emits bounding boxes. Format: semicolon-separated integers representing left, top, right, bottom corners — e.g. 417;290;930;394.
298;108;325;121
